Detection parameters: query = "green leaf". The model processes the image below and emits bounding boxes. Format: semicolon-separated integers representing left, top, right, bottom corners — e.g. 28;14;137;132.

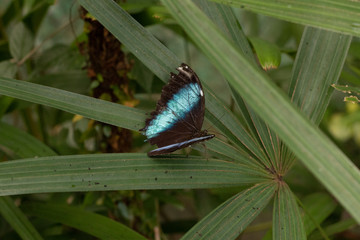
309;219;358;240
129;57;154;93
9;21;34;62
79;0;179;82
349;41;360;59
273;183;306;240
0;154;270;196
0;77;145;132
289;27;351;126
192;1;272;167
0;121;56;158
78;0;264;164
302;193;337;235
249;36;281;70
204;88;267;164
340;65;360;86
194;1;267;150
0;60;17;78
2;1;24;28
161;0;360;223
343;96;360;103
0;77;250;159
196;137;265;170
118;0;159;14
0;96;14;117
30;71;90;94
32;44;84;75
182;182;276;239
0;197;43;240
24;203;146;240
194;0;281;173
211;0;360;38
332;84;360;95
281;27;351;171
0;116;56;240
22;0;51;34
194;0;255;63
0;0;12;16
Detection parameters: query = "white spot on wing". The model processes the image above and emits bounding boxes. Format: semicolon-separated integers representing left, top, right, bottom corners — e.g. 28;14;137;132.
177;66;192;79
200;89;203;96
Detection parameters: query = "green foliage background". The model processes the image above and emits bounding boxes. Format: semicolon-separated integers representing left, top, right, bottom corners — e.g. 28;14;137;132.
0;0;359;239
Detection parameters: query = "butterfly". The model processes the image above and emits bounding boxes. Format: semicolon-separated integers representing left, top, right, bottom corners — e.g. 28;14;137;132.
140;63;215;156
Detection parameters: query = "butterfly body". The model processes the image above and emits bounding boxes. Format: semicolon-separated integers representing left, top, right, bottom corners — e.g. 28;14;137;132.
140;63;214;156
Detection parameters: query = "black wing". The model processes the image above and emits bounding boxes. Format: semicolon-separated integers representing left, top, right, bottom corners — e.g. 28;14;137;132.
140;63;206;148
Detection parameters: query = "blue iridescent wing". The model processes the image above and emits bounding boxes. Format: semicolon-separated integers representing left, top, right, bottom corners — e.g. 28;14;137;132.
140;63;206;148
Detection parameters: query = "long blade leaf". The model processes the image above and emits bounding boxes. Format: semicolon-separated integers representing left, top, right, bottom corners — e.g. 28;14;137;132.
273;183;306;239
79;0;264;162
0;121;56;158
24;203;146;240
282;26;351;172
182;182;276;240
211;0;360;37
161;0;360;223
0;154;270;196
0;197;43;240
0;121;57;240
0;77;145;132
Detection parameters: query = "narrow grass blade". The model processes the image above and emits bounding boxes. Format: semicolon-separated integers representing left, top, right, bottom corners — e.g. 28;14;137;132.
194;0;280;170
0;121;56;240
195;1;272;156
309;219;357;240
0;121;56;158
205;88;267;163
192;0;263;146
273;183;306;240
282;27;351;172
194;0;255;63
24;203;146;240
161;0;360;223
289;27;351;125
0;78;248;159
0;77;146;132
249;116;281;172
0;77;249;159
78;0;264;162
211;0;360;37
302;193;337;235
181;182;276;240
0;154;271;196
197;138;266;171
0;197;43;240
